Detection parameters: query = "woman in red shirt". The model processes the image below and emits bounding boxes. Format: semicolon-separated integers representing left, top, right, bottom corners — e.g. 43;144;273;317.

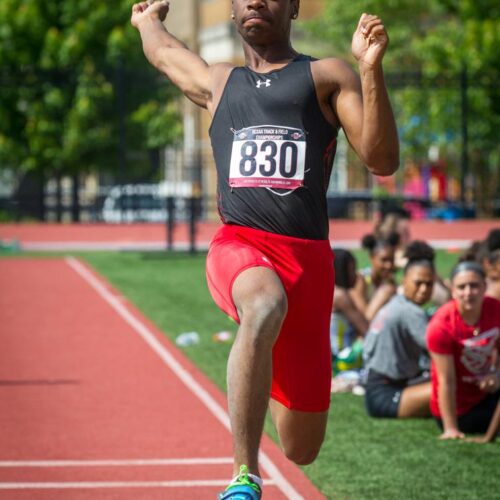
427;261;500;439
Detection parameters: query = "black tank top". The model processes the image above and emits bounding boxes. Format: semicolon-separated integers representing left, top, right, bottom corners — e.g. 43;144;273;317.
209;55;338;240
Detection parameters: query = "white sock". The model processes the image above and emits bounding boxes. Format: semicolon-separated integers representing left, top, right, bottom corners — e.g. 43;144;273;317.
231;472;263;489
248;473;263;489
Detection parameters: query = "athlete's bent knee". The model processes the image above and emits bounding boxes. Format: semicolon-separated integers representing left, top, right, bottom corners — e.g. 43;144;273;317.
241;291;288;333
284;445;321;466
254;291;288;323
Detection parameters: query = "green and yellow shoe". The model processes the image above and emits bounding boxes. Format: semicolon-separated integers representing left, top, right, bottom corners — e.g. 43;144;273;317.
218;465;262;499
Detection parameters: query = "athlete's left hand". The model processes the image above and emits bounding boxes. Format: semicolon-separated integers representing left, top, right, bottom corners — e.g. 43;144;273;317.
351;13;388;68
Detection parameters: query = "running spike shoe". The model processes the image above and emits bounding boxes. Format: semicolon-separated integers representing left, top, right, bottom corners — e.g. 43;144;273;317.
218;465;262;499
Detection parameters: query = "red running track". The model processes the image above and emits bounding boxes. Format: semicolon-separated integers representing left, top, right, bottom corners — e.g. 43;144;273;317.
0;219;498;251
0;258;325;499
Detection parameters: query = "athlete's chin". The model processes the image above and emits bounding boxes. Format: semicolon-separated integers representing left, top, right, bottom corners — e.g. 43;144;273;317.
240;27;274;44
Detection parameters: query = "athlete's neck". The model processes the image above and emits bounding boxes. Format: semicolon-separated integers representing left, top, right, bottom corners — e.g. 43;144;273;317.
243;40;299;73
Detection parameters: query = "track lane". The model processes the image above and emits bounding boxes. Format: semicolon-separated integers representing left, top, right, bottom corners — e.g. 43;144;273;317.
0;258;325;499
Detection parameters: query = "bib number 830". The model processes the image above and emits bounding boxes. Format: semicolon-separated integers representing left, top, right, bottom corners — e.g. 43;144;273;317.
239;140;298;178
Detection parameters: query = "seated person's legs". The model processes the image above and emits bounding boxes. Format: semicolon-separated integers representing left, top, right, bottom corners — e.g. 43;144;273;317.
398;382;431;418
365;371;403;418
365;370;431;419
456;391;500;435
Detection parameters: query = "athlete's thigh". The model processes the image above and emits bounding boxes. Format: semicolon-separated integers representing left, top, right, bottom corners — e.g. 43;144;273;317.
206;230;274;322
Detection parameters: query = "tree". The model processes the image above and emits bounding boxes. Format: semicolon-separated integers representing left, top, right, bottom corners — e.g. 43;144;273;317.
0;0;181;220
308;0;500;214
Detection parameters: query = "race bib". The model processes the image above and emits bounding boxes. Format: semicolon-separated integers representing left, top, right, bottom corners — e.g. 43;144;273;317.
229;125;306;189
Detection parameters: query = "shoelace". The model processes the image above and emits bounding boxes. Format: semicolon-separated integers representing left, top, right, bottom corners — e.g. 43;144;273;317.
225;465;261;494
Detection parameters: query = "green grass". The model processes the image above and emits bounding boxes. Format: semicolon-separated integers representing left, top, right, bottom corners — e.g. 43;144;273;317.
2;249;498;499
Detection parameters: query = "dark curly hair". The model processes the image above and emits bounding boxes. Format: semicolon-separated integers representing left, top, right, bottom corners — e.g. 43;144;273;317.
361;232;400;255
486;229;500;252
403;240;435;274
333;248;357;289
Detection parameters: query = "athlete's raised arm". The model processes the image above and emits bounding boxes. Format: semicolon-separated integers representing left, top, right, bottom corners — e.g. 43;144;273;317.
314;13;399;176
131;1;220;110
343;13;399;175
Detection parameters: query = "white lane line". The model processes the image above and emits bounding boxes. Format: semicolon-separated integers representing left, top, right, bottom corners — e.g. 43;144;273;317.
22;238;472;252
0;458;233;468
0;479;276;490
66;257;303;500
23;242;203;252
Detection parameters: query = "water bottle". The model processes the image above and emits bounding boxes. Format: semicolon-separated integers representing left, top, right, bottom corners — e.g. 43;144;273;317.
175;331;200;347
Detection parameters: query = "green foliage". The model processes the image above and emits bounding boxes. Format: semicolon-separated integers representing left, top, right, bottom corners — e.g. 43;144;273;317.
0;0;181;177
131;100;183;150
308;1;500;209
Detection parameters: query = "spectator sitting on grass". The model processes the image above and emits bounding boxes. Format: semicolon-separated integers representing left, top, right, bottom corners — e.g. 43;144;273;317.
374;207;411;269
363;241;436;419
330;249;369;392
427;261;500;439
331;248;369;357
350;232;399;322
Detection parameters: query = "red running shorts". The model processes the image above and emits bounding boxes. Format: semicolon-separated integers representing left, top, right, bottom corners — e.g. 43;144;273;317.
206;224;334;412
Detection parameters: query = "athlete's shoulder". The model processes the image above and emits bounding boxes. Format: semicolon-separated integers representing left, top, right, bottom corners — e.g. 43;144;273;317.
310;57;360;100
209;62;236;80
207;63;237;116
312;57;359;82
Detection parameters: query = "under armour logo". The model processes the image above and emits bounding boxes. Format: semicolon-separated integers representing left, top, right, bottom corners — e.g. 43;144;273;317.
256;79;271;89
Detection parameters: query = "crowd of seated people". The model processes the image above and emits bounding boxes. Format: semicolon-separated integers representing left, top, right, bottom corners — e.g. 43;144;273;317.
330;220;499;442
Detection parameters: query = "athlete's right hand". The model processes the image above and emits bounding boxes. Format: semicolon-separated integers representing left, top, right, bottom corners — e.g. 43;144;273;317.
131;0;170;29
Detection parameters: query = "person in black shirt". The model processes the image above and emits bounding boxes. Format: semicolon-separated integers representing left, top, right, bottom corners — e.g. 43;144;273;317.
132;1;399;498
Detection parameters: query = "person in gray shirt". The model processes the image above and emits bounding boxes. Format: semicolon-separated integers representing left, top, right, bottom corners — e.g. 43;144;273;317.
364;241;436;418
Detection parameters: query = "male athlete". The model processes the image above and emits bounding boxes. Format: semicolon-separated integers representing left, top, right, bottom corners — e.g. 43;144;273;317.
131;1;399;498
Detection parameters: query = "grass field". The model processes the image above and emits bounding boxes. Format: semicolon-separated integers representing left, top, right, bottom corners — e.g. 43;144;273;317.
3;249;499;499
